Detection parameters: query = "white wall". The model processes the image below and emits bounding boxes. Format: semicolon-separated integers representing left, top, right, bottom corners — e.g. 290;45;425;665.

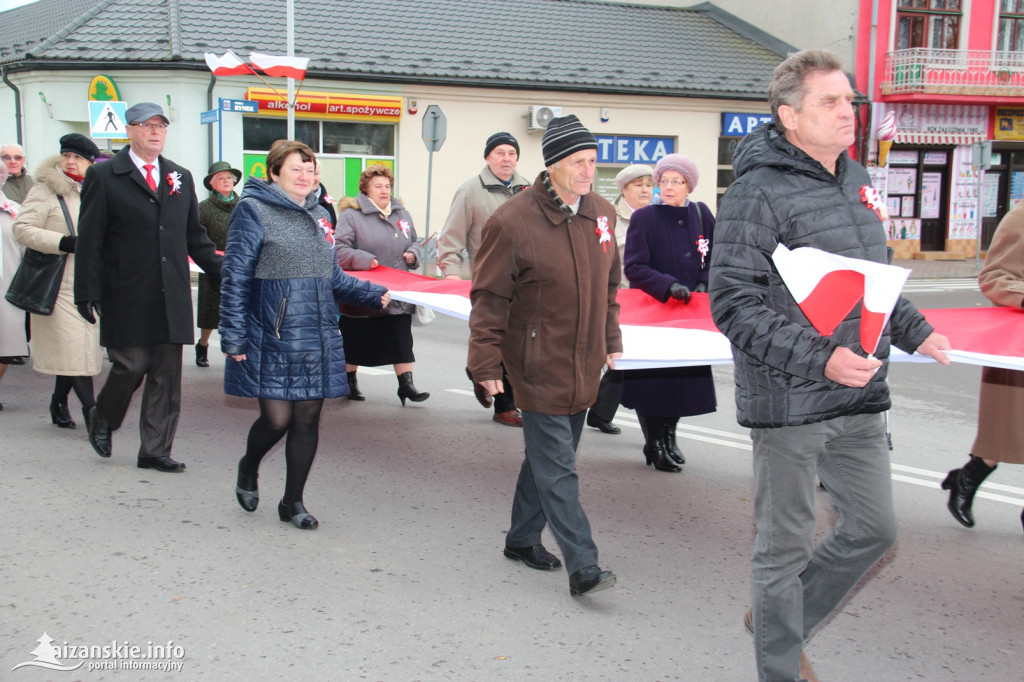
1;68;771;230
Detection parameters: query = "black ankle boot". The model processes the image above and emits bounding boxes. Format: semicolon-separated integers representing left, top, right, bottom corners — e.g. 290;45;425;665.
664;418;685;465
397;371;429;406
941;455;996;528
236;460;259;512
49;394;75;429
346;371;365;401
195;341;209;368
639;416;680;473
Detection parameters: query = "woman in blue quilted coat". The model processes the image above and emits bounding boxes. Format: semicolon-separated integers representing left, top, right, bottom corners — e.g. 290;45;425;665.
219;140;389;530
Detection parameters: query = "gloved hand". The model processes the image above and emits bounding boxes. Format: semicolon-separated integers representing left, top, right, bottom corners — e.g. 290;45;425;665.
668;282;691;303
77;301;101;324
59;235;77;253
694;281;708;293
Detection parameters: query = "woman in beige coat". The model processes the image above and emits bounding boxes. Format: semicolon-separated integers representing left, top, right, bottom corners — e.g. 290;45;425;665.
12;135;103;429
941;200;1024;532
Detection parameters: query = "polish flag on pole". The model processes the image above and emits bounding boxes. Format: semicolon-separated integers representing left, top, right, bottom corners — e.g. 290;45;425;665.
249;52;309;79
204;51;251;76
771;243;910;355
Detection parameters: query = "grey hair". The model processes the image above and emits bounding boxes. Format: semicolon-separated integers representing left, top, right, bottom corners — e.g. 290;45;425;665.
768;49;844;128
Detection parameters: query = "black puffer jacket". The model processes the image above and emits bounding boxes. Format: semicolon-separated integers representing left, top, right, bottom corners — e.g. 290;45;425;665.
709;124;933;428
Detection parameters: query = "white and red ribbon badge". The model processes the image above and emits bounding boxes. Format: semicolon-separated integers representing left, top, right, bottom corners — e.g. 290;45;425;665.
696;235;709;268
398;219;411;239
166;171;182;196
596;215;611;252
318;217;335;246
1;200;18;217
859;185;888;221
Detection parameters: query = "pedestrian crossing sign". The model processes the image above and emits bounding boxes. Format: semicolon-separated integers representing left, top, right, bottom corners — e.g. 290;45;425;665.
89;100;128;139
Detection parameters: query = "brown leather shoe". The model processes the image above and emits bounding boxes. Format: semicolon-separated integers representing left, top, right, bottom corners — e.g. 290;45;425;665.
492;409;523;427
799;652;820;682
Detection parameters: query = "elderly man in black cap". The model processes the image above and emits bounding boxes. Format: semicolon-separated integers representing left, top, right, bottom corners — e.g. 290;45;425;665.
468;115;621;597
74;102;222;472
438;132;530;426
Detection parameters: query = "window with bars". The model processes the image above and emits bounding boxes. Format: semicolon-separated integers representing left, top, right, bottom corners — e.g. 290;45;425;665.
998;0;1024;52
896;0;962;50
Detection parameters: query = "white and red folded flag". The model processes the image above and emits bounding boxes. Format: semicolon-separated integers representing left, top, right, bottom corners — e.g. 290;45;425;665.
772;243;910;355
204;51;252;76
249;52;309;79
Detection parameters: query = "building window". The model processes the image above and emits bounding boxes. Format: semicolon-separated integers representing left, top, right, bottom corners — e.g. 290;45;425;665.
896;0;961;50
716;137;741;204
998;0;1024;52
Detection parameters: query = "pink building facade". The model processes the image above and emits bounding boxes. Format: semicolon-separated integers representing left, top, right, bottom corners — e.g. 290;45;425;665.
856;0;1024;257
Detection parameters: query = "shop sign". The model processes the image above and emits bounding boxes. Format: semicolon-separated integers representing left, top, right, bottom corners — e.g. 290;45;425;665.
721;113;773;137
595;135;674;164
88;74;122;101
995;107;1024;141
245;88;402;122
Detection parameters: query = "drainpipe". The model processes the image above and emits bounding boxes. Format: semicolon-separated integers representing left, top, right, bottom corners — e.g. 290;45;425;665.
1;66;23;145
207;73;217;169
864;0;881;162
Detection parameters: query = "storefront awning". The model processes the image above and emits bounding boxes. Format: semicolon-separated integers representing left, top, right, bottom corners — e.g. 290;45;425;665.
896;132;985;146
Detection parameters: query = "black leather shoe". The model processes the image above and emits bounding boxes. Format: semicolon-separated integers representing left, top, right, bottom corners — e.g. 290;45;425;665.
50;394;76;429
195;341;210;368
236;460;258;512
137;455;186;472
278;500;318;529
504;544;562;570
87;406;112;458
586;411;620;435
569;565;616;596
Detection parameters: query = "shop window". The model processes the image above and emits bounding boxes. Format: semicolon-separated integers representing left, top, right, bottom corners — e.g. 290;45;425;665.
242;118;320;152
716;137;741;204
322;121;394;156
998;0;1024;52
896;0;961;50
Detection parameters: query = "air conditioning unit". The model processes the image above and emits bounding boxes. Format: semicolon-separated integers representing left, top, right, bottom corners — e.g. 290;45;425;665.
528;105;562;131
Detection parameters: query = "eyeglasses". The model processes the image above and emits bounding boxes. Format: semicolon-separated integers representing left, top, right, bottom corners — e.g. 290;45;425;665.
2;155;24;161
658;179;688;187
129;122;169;131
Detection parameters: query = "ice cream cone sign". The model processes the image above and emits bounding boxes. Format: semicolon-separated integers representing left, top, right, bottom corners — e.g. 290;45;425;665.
877;110;897;166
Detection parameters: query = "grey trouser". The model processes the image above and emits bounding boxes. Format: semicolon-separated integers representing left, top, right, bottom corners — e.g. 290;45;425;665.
507;410;598;575
97;344;183;460
750;412;897;682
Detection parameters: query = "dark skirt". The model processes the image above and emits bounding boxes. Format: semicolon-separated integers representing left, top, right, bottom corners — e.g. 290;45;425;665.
196;274;221;329
338;313;415;366
620;365;717;418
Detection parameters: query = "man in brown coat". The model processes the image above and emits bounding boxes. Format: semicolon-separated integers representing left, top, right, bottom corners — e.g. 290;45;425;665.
468;115;622;596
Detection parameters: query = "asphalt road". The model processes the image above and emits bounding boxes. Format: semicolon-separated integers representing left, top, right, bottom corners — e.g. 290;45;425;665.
2;281;1021;681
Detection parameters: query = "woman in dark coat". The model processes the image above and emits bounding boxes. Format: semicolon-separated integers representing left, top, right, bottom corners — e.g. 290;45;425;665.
334;164;428;405
622;154;716;472
194;161;240;367
220;141;389;530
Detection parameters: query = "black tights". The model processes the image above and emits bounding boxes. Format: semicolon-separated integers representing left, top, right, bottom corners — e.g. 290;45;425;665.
239;399;324;505
54;375;96;409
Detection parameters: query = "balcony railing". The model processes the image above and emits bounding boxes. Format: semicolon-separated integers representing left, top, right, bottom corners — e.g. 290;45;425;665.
882;48;1024;96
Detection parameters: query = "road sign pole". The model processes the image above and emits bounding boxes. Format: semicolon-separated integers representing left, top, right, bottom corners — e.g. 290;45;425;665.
218;99;223;162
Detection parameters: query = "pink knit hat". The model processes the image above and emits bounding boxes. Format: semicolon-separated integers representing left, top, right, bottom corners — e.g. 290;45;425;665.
654;154;699;191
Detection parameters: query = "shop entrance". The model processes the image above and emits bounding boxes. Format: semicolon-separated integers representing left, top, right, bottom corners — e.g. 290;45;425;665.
983;145;1024;251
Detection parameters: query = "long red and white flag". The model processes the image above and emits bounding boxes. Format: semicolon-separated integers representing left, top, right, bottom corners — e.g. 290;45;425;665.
771;243;909;355
249;52;309;79
203;51;252;76
286;265;1024;371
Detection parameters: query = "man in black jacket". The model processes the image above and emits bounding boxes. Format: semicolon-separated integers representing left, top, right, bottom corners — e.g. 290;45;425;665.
710;50;950;681
75;102;221;472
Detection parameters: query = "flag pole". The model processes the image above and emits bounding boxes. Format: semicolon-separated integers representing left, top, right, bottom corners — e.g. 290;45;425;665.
286;0;295;140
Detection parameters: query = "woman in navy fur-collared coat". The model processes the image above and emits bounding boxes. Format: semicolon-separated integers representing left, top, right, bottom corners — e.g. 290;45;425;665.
219;141;388;530
622;154;717;473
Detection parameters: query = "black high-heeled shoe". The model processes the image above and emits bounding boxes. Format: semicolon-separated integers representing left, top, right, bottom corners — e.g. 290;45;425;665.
236;461;258;512
643;439;682;473
396;371;429;406
278;500;318;529
49;394;75;429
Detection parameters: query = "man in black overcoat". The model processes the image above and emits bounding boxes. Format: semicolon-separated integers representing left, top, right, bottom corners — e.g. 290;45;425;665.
75;102;221;472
